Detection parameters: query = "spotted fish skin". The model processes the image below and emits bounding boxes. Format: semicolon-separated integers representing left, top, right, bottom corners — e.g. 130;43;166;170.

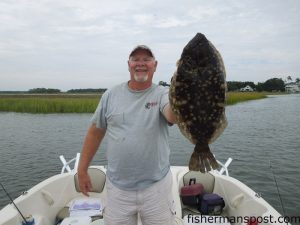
169;33;227;173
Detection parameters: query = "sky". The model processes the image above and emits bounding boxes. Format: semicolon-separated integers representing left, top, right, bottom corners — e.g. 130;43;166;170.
0;0;300;91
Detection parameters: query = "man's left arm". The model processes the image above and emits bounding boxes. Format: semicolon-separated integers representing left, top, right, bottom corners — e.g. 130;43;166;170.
163;103;177;124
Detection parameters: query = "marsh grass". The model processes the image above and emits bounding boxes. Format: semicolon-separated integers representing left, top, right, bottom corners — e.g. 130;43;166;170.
226;92;267;105
0;94;100;113
0;92;271;113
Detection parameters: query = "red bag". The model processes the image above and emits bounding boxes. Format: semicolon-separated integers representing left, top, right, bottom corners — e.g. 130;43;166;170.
180;178;204;206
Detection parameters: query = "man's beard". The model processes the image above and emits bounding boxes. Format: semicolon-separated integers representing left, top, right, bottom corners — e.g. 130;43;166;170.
133;73;148;83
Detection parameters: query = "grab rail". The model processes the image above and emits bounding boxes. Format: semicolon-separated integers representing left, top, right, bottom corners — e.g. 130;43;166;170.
59;153;80;174
59;153;232;176
217;157;233;176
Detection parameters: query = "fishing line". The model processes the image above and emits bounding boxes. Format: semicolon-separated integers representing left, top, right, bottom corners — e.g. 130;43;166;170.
0;183;30;225
269;161;286;216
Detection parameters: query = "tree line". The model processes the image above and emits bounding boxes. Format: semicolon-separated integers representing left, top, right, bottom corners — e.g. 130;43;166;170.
227;77;298;92
1;76;299;94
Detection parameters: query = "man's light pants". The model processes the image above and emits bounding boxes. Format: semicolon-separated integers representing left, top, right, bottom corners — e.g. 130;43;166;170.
104;170;175;225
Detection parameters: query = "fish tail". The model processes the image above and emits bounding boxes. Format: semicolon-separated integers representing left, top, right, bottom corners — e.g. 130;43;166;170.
188;143;219;173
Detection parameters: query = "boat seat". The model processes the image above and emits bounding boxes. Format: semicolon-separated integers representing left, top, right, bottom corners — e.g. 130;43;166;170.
74;167;106;193
56;207;69;222
56;167;106;222
182;171;215;193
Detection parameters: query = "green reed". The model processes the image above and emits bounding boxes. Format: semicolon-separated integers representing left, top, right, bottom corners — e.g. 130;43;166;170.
0;92;269;113
226;92;267;105
0;95;100;113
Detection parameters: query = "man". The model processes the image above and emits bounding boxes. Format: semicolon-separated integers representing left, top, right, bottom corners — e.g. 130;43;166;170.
78;45;177;225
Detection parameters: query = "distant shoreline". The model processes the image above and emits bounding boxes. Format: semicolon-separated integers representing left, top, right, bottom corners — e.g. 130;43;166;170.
0;92;285;113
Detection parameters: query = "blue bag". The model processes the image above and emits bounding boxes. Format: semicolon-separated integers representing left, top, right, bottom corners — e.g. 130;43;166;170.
200;193;225;215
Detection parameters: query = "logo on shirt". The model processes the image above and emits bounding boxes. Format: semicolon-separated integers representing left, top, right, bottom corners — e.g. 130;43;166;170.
145;102;158;109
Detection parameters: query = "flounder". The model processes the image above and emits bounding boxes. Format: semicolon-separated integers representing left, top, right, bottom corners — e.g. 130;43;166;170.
169;33;227;173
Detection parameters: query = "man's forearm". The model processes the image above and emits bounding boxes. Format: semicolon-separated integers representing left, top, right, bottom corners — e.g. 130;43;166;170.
163;103;177;124
78;124;106;174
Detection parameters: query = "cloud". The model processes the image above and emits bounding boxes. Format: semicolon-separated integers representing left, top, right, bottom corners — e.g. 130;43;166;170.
154;17;190;28
0;0;300;90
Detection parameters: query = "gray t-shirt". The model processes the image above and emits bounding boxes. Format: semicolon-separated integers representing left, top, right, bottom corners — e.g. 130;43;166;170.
91;82;171;190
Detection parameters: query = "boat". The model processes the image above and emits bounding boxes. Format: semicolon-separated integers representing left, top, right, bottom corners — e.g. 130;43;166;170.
0;154;287;225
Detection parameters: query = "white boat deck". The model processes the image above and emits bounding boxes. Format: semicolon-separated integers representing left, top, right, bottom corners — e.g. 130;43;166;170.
0;154;286;225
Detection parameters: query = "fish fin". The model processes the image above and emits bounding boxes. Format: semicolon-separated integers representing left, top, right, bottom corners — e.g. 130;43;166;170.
189;151;201;171
188;143;219;173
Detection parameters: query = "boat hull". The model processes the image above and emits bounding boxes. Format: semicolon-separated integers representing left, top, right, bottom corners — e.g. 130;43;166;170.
0;166;284;225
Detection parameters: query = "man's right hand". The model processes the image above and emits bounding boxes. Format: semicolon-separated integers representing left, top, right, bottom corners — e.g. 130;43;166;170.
77;124;106;196
78;171;92;196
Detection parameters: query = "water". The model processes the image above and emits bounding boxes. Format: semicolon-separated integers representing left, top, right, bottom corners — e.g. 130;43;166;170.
0;94;299;219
